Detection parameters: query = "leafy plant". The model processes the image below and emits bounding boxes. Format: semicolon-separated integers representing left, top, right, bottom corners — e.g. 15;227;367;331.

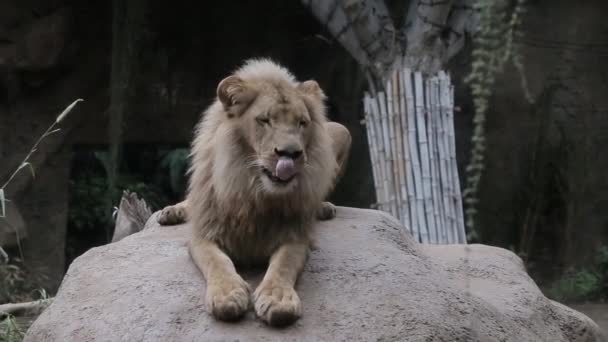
463;0;531;241
159;148;189;196
0;259;49;305
547;246;608;303
0;315;24;342
548;270;601;303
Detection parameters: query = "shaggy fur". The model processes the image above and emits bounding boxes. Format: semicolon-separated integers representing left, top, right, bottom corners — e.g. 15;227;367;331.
158;58;351;326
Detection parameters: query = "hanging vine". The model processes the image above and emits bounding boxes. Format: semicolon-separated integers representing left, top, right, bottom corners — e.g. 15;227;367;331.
462;0;531;240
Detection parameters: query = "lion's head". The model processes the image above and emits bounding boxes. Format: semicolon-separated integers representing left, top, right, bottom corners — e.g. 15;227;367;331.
211;59;335;197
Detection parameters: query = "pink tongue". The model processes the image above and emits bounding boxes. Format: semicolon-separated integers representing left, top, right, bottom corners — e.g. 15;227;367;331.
274;157;296;180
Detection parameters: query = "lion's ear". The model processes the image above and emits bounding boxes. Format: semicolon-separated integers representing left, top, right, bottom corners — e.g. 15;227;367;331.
217;75;257;117
297;80;326;100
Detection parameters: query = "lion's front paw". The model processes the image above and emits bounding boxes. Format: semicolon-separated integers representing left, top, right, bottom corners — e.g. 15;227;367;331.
206;275;251;322
316;201;337;221
253;283;302;327
157;205;187;225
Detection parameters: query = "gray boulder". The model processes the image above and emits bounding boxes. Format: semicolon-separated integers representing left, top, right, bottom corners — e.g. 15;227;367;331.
25;207;605;342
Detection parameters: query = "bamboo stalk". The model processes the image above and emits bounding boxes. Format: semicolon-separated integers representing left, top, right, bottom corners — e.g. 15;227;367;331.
363;68;464;244
369;95;389;212
424;77;436;243
404;69;427;243
399;69;419;239
379;92;398;216
424;77;442;243
393;69;409;228
391;75;403;221
444;74;459;243
414;71;435;243
375;92;391;213
431;77;448;244
363;93;382;210
438;72;456;243
385;79;401;220
445;72;466;243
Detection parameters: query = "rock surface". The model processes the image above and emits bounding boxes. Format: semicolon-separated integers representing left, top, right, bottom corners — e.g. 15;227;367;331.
25;207;606;342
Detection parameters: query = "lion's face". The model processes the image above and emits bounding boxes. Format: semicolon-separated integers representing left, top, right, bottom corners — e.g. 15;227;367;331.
248;94;313;194
216;75;323;195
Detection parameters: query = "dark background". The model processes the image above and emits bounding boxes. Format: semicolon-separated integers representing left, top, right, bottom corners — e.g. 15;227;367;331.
1;0;607;306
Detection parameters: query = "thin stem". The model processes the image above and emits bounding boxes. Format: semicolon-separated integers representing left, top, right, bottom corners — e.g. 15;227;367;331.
1;122;58;190
1;99;82;191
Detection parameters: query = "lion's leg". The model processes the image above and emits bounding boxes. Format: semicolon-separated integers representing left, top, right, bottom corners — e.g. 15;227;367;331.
158;199;189;225
253;242;308;327
189;237;250;321
317;122;352;220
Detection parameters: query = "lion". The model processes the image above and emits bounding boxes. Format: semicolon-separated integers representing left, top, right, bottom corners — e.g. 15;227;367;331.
157;58;352;327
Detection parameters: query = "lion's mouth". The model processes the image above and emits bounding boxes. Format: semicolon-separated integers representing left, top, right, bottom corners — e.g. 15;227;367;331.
262;167;296;185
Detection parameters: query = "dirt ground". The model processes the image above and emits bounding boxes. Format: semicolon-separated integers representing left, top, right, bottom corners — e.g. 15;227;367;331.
569;304;608;336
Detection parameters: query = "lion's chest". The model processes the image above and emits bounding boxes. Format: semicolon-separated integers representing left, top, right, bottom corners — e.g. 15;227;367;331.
204;212;311;266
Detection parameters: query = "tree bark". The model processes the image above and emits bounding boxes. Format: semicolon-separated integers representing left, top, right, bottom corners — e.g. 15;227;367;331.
301;0;399;79
403;0;476;74
302;0;477;77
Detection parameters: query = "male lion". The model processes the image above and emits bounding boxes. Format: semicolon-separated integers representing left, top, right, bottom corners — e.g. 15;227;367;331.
157;58;351;327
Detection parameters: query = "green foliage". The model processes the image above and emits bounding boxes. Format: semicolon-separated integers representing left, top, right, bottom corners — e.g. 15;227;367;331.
69;150;174;229
159;148;190;196
66;173;169;254
92;150;174;210
66;148;178;264
0;315;24;342
463;0;531;241
0;292;51;342
549;270;601;303
66;146;188;263
68;173;169;233
0;258;48;305
68;175;111;233
547;246;608;303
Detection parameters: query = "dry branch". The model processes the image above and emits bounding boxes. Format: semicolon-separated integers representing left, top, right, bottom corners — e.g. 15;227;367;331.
111;190;153;243
0;299;53;318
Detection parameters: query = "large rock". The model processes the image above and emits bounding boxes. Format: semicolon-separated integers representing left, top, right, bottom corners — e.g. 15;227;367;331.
25;207;605;341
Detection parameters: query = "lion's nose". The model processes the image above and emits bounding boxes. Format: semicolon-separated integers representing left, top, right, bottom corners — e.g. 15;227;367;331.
274;145;303;160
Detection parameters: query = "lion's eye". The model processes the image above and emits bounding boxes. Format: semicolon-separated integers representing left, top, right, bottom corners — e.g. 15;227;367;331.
256;117;270;126
299;120;308;127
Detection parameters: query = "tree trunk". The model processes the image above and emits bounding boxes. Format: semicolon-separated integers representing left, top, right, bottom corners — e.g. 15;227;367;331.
302;0;476;78
301;0;399;80
403;0;476;74
106;0;147;240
